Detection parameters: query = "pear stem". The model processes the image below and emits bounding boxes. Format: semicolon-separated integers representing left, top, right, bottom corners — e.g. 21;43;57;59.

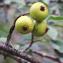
6;12;29;46
23;31;34;52
4;12;29;62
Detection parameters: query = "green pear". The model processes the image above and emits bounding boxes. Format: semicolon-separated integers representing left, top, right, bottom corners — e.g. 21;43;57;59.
30;2;48;22
15;16;34;34
33;21;48;36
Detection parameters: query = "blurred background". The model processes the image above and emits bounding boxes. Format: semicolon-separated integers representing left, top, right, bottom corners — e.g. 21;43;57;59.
0;0;63;63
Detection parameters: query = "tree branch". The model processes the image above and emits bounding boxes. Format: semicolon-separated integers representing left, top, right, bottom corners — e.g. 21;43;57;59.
0;44;39;63
0;44;62;63
32;51;62;63
0;51;22;63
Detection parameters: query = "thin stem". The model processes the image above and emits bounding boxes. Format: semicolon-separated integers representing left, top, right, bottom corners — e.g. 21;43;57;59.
5;12;29;62
23;32;34;52
6;12;29;46
32;51;62;63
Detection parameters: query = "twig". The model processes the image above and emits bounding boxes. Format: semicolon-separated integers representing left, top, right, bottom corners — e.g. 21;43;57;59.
0;51;22;63
6;12;29;46
32;51;62;63
23;32;34;52
4;13;27;62
0;43;62;63
23;27;49;52
5;12;29;62
0;44;39;63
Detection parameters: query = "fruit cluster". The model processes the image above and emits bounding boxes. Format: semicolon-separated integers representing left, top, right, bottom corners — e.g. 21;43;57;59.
15;2;48;37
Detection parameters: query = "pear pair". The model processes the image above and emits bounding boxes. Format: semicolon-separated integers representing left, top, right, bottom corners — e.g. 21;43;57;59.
15;2;48;36
30;2;48;36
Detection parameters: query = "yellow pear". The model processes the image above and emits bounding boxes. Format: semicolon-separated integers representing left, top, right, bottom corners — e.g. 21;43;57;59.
30;2;48;22
15;16;34;34
33;21;48;36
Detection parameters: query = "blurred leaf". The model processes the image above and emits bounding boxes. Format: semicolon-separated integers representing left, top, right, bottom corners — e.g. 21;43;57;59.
49;15;63;20
0;31;8;37
52;24;63;28
0;37;7;43
47;26;58;40
48;21;63;27
4;57;17;63
42;0;49;6
51;39;63;53
59;57;63;62
0;23;9;37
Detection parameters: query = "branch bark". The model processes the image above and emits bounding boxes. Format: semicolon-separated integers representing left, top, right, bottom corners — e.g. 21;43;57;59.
33;51;62;63
0;44;62;63
0;44;39;63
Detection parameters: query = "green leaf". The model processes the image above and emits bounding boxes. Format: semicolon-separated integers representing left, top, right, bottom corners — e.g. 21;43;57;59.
42;0;49;6
47;26;58;40
52;24;63;27
4;57;17;63
0;31;8;37
41;1;48;7
0;23;9;37
51;39;63;53
49;15;63;20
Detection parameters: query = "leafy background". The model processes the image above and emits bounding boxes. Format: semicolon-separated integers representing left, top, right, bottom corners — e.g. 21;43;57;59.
0;0;63;63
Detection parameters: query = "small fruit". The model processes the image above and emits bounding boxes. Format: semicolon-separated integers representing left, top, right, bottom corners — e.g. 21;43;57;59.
33;21;48;36
15;16;34;34
30;2;48;22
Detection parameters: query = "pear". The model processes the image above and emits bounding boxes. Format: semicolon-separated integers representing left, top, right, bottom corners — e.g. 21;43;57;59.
15;16;34;34
30;2;48;22
33;21;48;36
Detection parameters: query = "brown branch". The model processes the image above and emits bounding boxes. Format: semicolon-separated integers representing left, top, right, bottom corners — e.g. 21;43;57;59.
0;44;39;63
0;51;22;63
6;12;29;46
32;51;62;63
0;44;62;63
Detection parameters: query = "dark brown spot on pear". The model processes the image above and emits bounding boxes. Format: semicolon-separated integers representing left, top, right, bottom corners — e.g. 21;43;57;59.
22;26;28;31
45;28;49;33
40;6;45;11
